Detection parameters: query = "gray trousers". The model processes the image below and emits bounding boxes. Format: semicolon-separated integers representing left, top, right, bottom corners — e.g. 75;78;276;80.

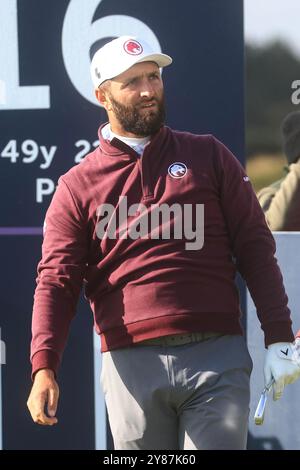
100;334;253;450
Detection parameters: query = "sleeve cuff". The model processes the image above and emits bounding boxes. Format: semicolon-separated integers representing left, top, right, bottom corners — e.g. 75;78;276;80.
31;350;60;381
263;321;295;347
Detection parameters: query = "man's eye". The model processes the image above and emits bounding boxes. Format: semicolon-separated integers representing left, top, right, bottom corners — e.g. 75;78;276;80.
127;78;137;86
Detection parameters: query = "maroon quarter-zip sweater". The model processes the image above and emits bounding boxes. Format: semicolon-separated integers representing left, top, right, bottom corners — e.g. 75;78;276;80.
31;125;294;376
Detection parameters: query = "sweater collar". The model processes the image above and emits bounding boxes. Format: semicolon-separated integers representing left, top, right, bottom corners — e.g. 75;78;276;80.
98;122;168;157
102;123;151;155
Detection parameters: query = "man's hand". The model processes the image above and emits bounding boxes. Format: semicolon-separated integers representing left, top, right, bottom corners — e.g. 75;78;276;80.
264;339;300;400
27;368;59;425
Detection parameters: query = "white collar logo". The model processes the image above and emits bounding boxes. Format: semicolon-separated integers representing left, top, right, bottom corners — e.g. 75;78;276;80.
168;162;187;179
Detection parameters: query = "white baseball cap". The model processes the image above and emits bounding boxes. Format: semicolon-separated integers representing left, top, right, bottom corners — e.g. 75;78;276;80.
90;36;172;89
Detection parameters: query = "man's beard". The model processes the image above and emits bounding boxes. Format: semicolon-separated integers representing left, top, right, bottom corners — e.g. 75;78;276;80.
108;93;166;137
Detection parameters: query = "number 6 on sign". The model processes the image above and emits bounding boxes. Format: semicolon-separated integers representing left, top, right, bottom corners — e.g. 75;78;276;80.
62;0;163;105
0;0;163;109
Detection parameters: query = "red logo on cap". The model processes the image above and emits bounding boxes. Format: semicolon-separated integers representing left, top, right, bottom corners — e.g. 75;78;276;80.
123;39;143;55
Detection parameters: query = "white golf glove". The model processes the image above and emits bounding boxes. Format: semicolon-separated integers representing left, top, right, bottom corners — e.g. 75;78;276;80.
264;338;300;400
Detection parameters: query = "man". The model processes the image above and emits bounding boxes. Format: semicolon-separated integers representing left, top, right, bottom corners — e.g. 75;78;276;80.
27;36;300;450
257;111;300;230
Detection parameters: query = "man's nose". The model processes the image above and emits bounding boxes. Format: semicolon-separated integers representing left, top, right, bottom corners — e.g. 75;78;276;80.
140;80;155;98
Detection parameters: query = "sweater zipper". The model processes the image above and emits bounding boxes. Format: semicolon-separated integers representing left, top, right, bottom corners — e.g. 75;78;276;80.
138;146;154;201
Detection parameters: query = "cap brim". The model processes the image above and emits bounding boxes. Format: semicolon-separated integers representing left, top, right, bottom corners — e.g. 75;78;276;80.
136;53;172;68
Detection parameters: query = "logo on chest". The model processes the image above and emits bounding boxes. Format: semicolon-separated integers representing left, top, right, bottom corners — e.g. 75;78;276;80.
168;162;187;179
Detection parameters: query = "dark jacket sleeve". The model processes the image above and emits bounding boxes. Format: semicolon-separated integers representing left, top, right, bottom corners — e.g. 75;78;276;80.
213;137;294;346
257;161;300;231
30;177;89;378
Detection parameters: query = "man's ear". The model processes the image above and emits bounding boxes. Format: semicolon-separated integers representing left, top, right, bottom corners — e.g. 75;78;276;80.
95;88;106;107
95;87;112;111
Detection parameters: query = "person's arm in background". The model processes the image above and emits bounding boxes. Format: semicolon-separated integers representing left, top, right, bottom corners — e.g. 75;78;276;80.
213;137;300;399
257;160;300;231
27;177;89;425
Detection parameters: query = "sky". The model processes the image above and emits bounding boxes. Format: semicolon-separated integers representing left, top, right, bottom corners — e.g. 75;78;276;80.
244;0;300;57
